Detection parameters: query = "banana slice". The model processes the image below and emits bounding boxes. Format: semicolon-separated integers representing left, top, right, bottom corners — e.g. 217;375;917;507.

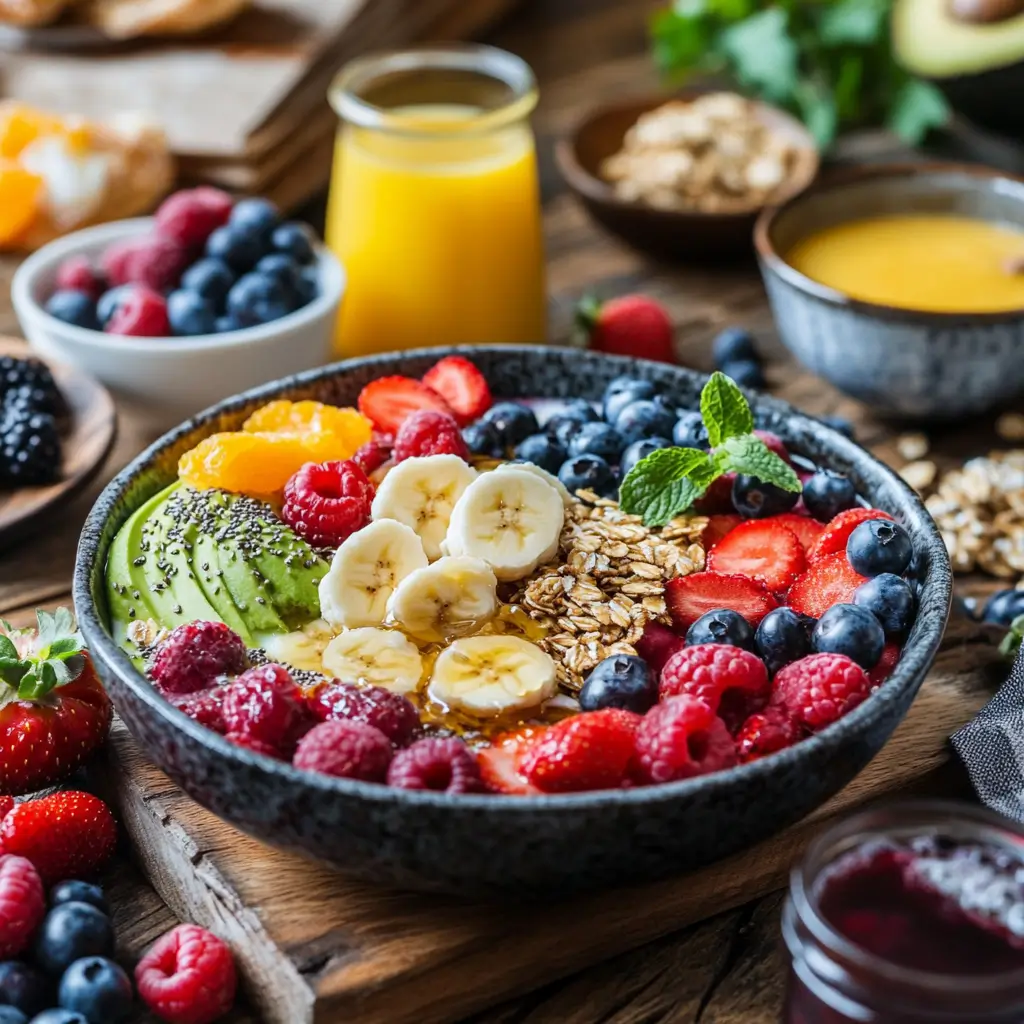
495;460;575;508
428;635;557;716
446;466;564;581
319;519;428;628
388;556;498;643
371;455;477;560
322;627;424;694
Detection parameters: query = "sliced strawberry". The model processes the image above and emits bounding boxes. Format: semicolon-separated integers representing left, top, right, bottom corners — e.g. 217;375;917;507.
766;513;824;553
868;643;902;687
357;376;454;435
708;520;806;593
477;728;545;795
787;553;870;619
702;514;743;550
665;572;778;632
808;508;893;563
421;356;493;426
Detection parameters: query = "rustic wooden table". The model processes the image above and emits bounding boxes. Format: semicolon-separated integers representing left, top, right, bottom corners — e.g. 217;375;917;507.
0;0;1011;1020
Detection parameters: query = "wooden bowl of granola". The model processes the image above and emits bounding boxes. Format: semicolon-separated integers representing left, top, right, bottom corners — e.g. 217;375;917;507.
556;90;819;262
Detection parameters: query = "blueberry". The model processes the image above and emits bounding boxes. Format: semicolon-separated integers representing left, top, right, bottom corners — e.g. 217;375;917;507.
34;904;114;977
685;609;754;651
254;253;302;295
613;399;676;445
44;291;98;331
481;402;539;447
731;475;799;518
26;1011;86;1024
981;589;1024;627
567;422;625;462
167;290;217;337
672;412;709;449
712;327;759;368
214;315;240;333
558;454;614;496
513;434;567;474
560;398;601;424
756;607;812;675
821;415;856;440
0;1007;26;1024
544;414;586;449
228;197;280;241
802;470;858;523
295;266;320;307
602;378;655;424
811;604;885;669
847;520;913;577
0;962;49;1015
462;420;503;458
620;437;671;477
720;359;766;390
180;259;235;308
96;287;133;328
853;574;915;635
205;226;266;273
271;221;316;264
226;273;293;327
579;654;657;713
57;958;132;1023
49;884;107;915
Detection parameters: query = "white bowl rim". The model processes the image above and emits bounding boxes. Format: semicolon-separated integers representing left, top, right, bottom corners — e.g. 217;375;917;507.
11;217;346;353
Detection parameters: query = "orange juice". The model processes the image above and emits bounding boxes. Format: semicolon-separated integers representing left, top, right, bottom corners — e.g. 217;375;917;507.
326;48;547;357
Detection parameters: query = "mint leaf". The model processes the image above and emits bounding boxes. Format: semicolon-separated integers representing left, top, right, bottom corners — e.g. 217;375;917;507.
818;0;887;46
620;447;716;527
719;7;799;103
887;79;949;145
718;434;802;492
701;372;754;448
794;80;837;148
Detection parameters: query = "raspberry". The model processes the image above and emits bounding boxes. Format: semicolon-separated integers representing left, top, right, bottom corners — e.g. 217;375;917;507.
736;707;803;763
392;410;470;463
155;187;234;249
633;621;686;675
519;709;641;793
135;924;237;1024
225;732;286;759
170;688;228;734
55;255;105;299
634;695;737;784
293;720;393;781
105;285;170;337
282;460;373;548
659;643;770;734
151;622;249;696
103;235;189;292
351;440;392;477
220;664;309;755
387;738;483;793
0;855;44;958
771;653;872;732
306;681;419;746
868;642;902;687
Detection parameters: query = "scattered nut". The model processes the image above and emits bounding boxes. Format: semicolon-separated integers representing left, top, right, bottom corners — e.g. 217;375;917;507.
897;433;930;461
900;460;938;492
997;412;1024;441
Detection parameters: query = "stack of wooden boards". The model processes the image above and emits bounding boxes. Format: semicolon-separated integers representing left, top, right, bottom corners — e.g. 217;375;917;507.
0;0;526;209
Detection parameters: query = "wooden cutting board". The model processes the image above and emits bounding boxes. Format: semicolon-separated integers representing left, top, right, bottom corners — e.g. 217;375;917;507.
98;616;1005;1024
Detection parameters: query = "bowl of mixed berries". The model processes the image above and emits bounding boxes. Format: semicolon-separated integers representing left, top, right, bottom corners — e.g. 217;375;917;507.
73;346;951;894
12;187;345;428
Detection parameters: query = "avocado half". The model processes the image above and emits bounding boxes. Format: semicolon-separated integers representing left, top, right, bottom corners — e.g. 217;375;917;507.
894;0;1024;138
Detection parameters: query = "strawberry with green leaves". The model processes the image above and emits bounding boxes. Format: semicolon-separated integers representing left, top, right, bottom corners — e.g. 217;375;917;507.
0;609;112;796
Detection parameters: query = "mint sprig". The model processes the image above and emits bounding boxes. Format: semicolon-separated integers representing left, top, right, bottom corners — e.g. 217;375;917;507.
0;609;86;702
619;372;800;527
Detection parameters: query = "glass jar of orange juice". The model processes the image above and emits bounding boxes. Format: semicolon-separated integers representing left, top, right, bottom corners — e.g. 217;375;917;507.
326;44;547;358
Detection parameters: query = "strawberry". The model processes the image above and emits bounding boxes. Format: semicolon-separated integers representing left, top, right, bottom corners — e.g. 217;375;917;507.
477;728;546;795
0;798;12;822
0;791;117;884
707;519;806;593
808;508;893;563
766;513;824;553
421;356;493;426
702;514;743;550
868;642;902;687
575;294;675;364
787;553;870;619
666;572;778;632
357;376;454;435
0;610;112;795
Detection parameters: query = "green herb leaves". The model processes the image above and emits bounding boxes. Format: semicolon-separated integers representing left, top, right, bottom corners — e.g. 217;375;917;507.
0;608;86;702
619;371;800;526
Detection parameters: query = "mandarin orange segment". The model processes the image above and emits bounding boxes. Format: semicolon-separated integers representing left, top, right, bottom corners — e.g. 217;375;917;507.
242;401;372;459
178;432;314;496
0;162;43;245
0;106;64;160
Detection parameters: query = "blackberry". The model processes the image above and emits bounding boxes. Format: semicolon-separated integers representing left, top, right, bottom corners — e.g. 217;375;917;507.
0;356;60;409
0;401;62;487
2;382;64;418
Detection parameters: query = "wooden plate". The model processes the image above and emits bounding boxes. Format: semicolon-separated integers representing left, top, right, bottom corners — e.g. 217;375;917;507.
0;338;117;547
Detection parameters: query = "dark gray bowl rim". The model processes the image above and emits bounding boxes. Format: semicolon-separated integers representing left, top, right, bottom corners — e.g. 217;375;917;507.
73;344;952;814
754;161;1024;325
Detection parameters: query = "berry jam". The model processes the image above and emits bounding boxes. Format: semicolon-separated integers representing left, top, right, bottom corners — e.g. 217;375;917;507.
784;803;1024;1023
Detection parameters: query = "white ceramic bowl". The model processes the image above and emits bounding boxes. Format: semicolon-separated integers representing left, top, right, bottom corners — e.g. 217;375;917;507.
12;218;346;432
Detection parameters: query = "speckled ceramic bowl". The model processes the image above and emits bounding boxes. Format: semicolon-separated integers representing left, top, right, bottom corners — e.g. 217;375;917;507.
756;164;1024;420
74;346;952;895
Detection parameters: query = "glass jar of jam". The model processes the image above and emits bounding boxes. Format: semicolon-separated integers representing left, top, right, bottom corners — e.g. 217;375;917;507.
783;801;1024;1023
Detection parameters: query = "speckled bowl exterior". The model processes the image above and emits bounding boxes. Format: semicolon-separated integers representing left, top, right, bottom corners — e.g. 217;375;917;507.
74;346;952;895
755;164;1024;420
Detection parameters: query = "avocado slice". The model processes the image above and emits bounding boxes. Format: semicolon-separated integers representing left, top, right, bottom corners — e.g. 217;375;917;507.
894;0;1024;136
